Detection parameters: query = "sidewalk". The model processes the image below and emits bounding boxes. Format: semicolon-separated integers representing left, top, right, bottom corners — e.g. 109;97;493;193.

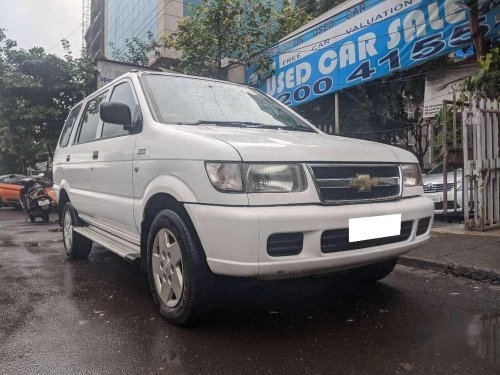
399;222;500;284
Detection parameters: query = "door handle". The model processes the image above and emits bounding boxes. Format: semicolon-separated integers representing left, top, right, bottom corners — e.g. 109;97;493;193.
66;155;70;162
92;151;99;160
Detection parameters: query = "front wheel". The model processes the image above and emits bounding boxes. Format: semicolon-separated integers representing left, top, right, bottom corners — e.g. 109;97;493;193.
62;202;92;259
147;209;211;325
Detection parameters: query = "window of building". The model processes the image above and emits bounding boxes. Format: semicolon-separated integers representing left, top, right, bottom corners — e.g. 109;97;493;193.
75;92;107;144
101;82;137;139
59;104;82;147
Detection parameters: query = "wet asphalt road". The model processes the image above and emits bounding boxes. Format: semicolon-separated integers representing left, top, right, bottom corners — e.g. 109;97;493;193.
1;208;500;375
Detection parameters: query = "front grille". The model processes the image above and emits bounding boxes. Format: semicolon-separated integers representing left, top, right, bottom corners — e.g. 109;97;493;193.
267;232;303;257
321;220;413;253
308;164;401;204
417;217;431;236
423;183;454;193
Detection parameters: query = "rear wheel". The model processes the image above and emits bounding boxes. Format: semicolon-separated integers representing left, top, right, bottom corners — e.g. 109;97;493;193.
42;211;50;223
29;214;36;222
63;202;92;259
147;209;211;325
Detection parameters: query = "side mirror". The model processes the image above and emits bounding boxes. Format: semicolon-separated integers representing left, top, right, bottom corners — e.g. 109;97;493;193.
100;102;131;126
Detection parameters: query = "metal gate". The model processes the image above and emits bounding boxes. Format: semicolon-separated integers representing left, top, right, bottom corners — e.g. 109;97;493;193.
463;98;500;231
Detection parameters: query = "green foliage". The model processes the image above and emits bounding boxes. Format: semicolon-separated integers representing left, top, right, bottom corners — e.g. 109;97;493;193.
269;0;312;42
163;0;311;79
460;47;500;99
110;30;161;66
297;0;346;17
0;29;95;174
432;105;463;163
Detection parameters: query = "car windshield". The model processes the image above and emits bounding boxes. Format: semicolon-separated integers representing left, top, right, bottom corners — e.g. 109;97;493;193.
428;163;443;174
140;75;314;132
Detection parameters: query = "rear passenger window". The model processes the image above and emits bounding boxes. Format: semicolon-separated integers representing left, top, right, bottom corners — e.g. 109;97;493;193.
101;82;137;139
75;92;107;144
59;104;82;147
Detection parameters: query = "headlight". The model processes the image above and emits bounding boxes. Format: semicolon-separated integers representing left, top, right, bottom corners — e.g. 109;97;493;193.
205;162;306;193
205;162;243;192
245;164;305;192
401;163;423;187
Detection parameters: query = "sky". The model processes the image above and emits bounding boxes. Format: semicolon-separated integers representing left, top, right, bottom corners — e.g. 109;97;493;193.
0;0;82;57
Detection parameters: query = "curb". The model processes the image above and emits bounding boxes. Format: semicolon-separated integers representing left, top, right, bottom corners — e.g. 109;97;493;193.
398;256;500;284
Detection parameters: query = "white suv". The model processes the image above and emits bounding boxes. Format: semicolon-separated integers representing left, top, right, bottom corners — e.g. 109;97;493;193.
53;72;433;325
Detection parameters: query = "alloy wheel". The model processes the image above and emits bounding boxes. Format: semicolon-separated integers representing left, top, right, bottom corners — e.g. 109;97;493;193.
152;228;184;307
63;209;73;250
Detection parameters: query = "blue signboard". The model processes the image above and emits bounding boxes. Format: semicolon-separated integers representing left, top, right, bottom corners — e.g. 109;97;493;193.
245;0;499;107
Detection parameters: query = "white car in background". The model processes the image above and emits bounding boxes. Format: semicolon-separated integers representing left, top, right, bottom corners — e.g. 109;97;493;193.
423;163;463;214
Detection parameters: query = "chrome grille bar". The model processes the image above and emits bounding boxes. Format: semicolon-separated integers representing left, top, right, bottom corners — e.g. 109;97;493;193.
307;164;402;204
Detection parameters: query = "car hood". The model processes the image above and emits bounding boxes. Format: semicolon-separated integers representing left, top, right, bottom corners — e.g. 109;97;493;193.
177;126;416;163
423;171;463;185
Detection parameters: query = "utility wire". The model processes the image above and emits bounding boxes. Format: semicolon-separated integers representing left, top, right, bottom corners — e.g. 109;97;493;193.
343;89;422;125
46;25;82;53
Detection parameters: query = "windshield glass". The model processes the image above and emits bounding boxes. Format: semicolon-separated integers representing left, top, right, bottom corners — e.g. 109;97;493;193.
428;163;443;174
140;74;314;131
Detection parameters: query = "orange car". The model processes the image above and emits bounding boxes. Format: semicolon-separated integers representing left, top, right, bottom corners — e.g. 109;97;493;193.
0;174;24;208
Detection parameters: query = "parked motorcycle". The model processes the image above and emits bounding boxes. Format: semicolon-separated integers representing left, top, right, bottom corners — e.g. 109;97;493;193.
19;178;54;222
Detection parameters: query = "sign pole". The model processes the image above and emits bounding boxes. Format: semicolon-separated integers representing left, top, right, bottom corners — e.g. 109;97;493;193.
335;92;340;134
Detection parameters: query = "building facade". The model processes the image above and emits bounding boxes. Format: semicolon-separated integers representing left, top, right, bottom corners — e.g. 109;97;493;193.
85;0;106;61
86;0;290;67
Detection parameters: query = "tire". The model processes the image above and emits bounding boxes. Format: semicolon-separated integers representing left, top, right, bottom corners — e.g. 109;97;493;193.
29;214;36;222
146;209;211;326
348;258;398;283
62;202;92;259
42;212;50;223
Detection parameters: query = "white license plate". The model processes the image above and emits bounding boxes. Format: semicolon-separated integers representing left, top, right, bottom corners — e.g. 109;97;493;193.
38;199;50;206
349;214;401;243
431;195;442;203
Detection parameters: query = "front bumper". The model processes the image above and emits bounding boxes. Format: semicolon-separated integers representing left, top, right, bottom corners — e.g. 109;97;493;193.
423;192;463;214
185;196;434;279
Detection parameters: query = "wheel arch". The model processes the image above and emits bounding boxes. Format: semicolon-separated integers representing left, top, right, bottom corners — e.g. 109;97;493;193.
58;188;70;226
140;192;204;272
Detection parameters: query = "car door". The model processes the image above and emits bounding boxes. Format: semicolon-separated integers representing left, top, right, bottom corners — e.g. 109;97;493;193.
90;80;140;238
66;91;109;218
53;103;83;195
0;175;23;205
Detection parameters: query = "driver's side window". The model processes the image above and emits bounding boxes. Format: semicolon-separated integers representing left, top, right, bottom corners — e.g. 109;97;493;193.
101;82;137;139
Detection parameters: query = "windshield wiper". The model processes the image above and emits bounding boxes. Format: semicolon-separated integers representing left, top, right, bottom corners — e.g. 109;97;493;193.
173;120;315;132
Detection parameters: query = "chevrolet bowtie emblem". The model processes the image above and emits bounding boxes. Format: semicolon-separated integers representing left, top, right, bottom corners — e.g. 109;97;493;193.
349;174;379;191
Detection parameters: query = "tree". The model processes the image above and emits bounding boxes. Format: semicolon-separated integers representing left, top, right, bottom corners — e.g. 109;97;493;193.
109;30;161;66
460;47;499;99
163;0;311;79
297;0;346;17
397;108;431;168
0;29;95;174
269;0;312;41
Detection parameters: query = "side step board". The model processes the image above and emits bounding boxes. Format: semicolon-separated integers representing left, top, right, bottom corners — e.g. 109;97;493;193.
73;225;141;264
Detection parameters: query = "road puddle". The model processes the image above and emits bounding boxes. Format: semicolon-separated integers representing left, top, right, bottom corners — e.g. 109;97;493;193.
1;235;16;247
23;240;61;254
418;312;500;367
